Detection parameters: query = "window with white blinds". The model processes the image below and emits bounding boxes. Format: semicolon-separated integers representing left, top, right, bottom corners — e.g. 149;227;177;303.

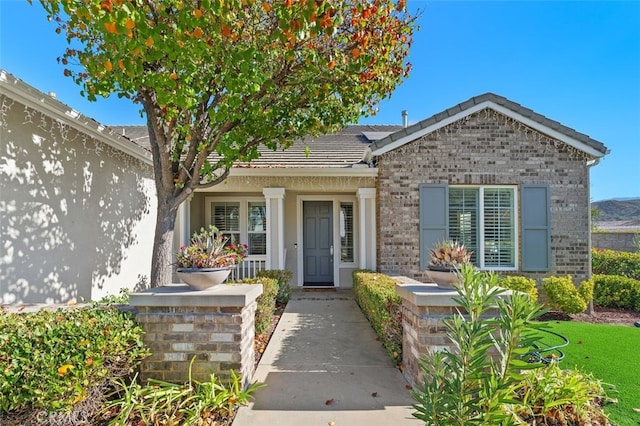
247;202;267;256
211;202;240;244
449;187;516;269
340;203;354;263
208;199;267;257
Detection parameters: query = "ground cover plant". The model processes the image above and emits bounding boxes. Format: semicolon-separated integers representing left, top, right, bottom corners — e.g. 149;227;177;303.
0;305;149;425
102;360;263;425
548;321;640;425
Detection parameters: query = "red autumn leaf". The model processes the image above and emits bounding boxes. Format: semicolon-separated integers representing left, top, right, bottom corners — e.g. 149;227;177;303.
325;398;334;405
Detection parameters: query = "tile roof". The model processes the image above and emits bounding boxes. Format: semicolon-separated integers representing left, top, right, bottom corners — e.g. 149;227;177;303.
368;93;609;158
111;124;402;168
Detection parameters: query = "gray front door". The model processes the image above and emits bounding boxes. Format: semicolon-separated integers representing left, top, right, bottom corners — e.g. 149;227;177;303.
303;201;334;285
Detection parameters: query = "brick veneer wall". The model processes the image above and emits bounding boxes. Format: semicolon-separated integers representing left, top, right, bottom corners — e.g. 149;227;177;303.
397;283;502;388
130;284;261;388
377;108;593;284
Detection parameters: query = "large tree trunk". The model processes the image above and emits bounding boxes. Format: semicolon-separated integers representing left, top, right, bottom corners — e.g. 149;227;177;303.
150;194;179;287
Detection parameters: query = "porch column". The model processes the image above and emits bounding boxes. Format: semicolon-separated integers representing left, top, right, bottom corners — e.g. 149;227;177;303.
263;187;286;270
176;196;192;248
357;187;377;270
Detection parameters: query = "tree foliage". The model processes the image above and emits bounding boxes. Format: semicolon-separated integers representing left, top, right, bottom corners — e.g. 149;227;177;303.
34;0;416;285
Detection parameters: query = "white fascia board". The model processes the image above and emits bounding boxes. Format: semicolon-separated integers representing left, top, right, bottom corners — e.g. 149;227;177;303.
370;100;606;159
229;167;378;178
0;70;152;165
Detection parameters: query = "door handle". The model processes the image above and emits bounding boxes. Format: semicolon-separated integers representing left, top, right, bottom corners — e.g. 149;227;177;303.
330;245;334;256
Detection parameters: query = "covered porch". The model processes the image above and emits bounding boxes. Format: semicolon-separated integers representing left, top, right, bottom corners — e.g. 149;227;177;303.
174;169;378;288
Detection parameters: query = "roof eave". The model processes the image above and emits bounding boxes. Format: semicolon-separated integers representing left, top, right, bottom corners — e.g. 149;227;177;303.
0;70;153;165
229;166;378;178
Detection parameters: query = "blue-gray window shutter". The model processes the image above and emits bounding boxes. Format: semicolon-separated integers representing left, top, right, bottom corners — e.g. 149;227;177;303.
419;184;448;269
521;184;551;271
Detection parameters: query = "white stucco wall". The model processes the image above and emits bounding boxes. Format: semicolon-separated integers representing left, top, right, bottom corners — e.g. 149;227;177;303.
0;92;156;304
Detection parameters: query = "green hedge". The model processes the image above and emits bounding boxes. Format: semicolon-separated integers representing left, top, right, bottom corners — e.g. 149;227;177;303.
0;306;149;415
592;248;640;280
498;275;538;302
593;274;640;312
256;269;293;304
233;277;278;334
352;270;402;365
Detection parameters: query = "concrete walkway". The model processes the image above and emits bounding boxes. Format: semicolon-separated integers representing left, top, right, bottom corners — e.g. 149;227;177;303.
233;290;420;426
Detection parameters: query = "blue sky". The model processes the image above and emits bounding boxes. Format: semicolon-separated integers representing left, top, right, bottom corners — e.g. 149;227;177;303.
1;0;638;202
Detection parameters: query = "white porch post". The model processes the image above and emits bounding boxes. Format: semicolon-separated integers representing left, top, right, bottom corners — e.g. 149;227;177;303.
176;197;192;249
263;187;286;270
357;188;377;270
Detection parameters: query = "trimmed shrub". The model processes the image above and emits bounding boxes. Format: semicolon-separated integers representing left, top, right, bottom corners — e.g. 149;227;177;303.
0;306;149;418
542;275;592;314
592;248;640;280
352;270;402;365
499;275;538;302
593;274;640;312
256;269;293;304
233;277;278;334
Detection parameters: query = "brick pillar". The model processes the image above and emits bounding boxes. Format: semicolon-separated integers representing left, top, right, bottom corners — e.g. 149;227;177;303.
129;284;262;388
396;282;504;388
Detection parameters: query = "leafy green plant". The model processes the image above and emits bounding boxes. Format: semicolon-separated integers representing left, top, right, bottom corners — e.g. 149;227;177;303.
411;265;548;425
543;275;593;314
256;269;294;304
507;363;609;425
231;277;278;334
592;248;640;280
352;270;403;365
0;306;149;419
103;358;263;425
95;288;131;305
499;275;538;302
593;274;640;311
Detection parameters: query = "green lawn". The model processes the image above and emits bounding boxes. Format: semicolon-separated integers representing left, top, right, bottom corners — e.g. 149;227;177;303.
547;321;640;426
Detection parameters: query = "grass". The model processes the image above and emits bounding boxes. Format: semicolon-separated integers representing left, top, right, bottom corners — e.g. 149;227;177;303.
547;321;640;425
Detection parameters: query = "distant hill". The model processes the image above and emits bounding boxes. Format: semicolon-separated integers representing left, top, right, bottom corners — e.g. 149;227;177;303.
592;198;640;230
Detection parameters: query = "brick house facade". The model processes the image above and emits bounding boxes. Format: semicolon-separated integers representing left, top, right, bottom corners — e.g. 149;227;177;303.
369;94;609;285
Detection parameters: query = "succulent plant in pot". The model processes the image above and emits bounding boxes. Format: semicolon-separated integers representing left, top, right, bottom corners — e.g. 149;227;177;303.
175;225;247;290
427;240;473;288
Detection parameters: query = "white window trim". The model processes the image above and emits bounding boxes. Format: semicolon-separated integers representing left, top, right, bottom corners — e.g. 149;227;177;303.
204;196;267;260
450;185;519;271
295;195;359;287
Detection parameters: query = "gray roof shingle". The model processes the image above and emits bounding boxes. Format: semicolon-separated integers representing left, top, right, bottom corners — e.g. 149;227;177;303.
111;124;402;168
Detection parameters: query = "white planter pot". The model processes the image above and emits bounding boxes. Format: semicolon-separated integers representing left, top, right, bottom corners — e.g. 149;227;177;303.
176;267;232;290
426;268;461;289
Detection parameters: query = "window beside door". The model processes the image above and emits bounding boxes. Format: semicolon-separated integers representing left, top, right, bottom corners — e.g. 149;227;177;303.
208;199;267;257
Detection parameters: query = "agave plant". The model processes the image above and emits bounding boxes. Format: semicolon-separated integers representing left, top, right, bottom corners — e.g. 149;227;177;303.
428;240;472;270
